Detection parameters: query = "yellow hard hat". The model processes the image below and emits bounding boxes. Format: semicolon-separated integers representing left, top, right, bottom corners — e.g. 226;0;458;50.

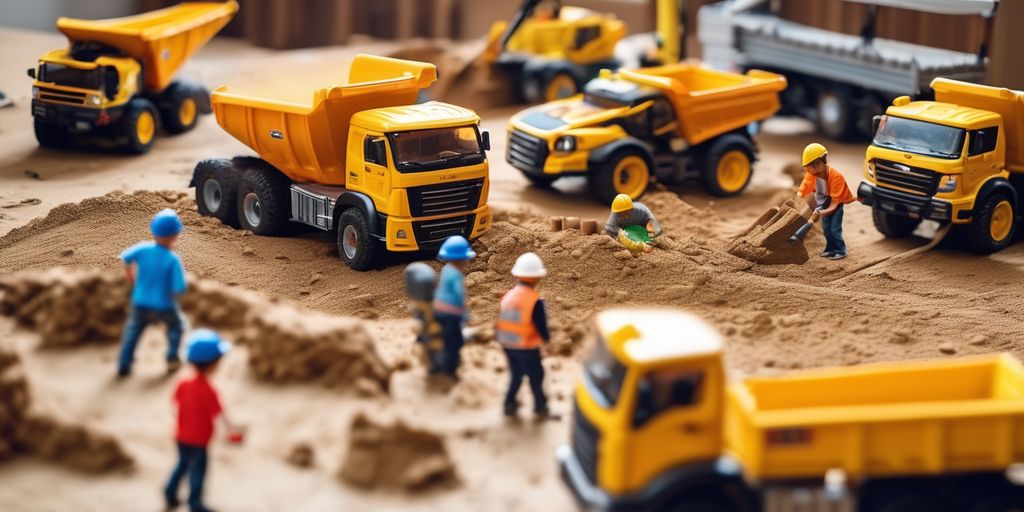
802;143;828;167
611;193;633;213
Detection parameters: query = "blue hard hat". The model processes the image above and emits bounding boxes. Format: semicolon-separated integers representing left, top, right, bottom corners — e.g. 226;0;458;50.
150;208;183;237
186;329;232;364
437;236;476;261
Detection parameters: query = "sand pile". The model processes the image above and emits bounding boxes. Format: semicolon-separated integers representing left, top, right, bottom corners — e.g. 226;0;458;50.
0;348;131;472
726;198;812;265
339;412;456;491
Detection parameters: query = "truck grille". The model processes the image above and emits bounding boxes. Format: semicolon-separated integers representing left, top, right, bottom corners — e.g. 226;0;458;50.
407;179;484;217
507;129;549;171
36;86;86;105
874;159;939;196
412;214;476;246
571;400;600;484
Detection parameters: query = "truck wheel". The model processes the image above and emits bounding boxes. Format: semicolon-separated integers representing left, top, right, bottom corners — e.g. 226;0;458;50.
235;167;290;236
543;72;578;102
337;208;379;271
816;87;854;140
872;208;920;238
161;81;201;135
589;150;651;204
702;133;756;197
667;494;735;512
121;98;160;154
874;494;951;512
33;118;67;149
193;158;239;227
967;192;1017;254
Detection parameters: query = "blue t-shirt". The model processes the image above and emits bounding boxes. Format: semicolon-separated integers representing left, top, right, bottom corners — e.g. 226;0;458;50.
120;241;187;311
434;263;465;312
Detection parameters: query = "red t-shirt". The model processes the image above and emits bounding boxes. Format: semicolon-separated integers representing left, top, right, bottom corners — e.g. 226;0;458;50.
173;372;222;447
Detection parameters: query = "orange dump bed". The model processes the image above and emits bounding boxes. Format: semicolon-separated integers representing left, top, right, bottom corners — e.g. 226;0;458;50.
932;78;1024;171
56;1;238;91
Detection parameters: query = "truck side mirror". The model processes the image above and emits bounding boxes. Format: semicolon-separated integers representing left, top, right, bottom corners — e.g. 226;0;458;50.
371;139;387;165
481;130;491;152
26;68;35;79
871;115;882;136
103;67;120;100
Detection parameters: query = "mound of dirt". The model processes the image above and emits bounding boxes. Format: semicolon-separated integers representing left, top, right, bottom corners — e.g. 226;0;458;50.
726;198;812;265
0;350;29;460
339;412;456;491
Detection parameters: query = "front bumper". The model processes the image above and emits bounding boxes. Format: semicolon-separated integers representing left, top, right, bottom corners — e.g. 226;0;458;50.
32;100;116;131
557;444;616;512
506;128;589;177
385;206;491;252
858;182;955;223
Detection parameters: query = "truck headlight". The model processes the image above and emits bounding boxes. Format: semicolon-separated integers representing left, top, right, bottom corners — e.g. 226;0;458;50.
937;175;958;193
87;94;102;106
554;135;577;153
865;160;875;178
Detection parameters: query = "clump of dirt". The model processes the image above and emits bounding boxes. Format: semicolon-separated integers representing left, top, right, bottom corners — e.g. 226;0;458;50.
339;412;457;491
0;347;131;471
726;198;812;265
286;442;315;469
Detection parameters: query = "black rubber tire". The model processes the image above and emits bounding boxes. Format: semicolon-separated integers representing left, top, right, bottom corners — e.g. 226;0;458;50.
193;158;239;227
235;164;291;236
857;93;886;139
542;71;579;102
121;97;160;154
667;494;736;512
33;118;68;149
160;81;202;135
701;133;757;197
872;207;921;238
522;171;559;188
336;208;379;271
816;86;855;140
967;191;1017;255
874;494;952;512
588;149;651;205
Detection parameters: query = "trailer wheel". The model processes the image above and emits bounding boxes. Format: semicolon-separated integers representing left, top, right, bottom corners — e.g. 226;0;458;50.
161;81;202;135
967;191;1017;254
235;166;290;236
702;133;756;197
872;208;920;238
337;208;379;271
816;87;854;140
193;158;239;227
33;118;68;149
543;71;578;102
121;98;160;154
589;150;651;204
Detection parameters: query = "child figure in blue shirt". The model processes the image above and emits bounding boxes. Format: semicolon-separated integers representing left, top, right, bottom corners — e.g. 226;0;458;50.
117;209;188;378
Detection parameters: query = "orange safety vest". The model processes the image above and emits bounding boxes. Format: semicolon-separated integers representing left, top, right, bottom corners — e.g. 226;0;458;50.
495;284;542;350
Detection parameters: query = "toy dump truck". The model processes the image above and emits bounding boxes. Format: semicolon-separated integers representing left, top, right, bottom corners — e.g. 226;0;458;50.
859;78;1024;254
28;1;237;153
559;308;1024;511
193;54;492;271
507;63;785;204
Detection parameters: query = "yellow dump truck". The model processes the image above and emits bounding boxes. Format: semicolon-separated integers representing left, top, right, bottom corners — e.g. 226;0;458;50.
860;78;1024;254
28;1;237;153
559;308;1024;511
193;54;492;271
507;63;786;204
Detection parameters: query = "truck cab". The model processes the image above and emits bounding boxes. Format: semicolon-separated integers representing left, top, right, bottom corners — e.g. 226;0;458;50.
859;78;1024;254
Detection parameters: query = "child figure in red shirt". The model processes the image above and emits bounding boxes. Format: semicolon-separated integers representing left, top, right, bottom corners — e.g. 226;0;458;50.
164;329;240;512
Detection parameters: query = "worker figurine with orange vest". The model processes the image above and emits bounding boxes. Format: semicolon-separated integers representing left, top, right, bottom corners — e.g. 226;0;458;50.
797;143;856;260
496;252;551;418
433;236;476;379
605;194;663;257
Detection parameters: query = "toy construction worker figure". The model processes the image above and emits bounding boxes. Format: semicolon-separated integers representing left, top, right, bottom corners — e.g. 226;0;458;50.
798;143;856;260
165;329;242;512
496;253;551;418
118;208;188;377
404;262;444;373
605;193;663;257
433;236;476;379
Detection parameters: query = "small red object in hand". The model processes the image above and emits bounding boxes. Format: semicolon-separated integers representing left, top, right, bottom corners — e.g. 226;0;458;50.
227;430;244;444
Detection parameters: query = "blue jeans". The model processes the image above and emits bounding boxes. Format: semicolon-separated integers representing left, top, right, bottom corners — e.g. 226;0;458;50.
164;442;208;510
118;305;184;373
821;205;846;255
504;348;547;412
435;312;464;377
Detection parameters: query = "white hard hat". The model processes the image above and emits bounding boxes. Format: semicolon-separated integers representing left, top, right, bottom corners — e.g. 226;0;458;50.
511;252;547;278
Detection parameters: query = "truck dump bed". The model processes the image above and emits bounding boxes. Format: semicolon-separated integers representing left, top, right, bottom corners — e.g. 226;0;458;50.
56;1;238;91
212;54;437;185
618;64;785;145
725;354;1024;480
932;78;1024;172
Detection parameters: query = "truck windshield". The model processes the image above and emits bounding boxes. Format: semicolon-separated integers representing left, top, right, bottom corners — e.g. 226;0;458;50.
38;63;101;90
389;126;485;173
873;115;965;159
584;337;628;408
